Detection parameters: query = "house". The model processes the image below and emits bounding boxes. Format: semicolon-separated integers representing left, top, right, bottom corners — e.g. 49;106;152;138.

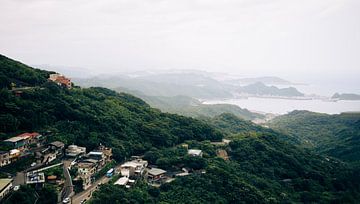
76;161;97;190
49;74;72;88
48;141;65;156
17;132;42;145
4;135;29;150
87;151;105;167
0;151;10;167
3;132;42;150
188;149;203;157
146;168;166;183
0;179;12;201
26;172;45;187
98;145;112;162
120;159;148;178
65;145;86;157
9;149;20;162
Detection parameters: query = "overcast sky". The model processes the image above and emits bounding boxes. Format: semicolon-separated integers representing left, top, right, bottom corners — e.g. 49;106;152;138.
0;0;359;86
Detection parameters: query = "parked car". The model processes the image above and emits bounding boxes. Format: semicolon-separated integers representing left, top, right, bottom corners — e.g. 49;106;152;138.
62;197;70;203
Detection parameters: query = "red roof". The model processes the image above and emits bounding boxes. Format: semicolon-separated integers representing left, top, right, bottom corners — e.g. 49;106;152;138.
17;132;41;139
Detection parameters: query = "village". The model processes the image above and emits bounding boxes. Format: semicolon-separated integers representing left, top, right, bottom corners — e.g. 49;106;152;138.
0;129;222;204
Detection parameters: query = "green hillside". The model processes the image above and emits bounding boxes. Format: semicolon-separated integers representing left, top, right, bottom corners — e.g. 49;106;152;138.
269;110;360;165
115;88;263;120
0;55;222;159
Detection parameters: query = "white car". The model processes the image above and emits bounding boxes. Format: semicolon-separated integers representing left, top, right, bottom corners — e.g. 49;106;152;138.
62;197;70;203
13;185;20;191
31;162;37;167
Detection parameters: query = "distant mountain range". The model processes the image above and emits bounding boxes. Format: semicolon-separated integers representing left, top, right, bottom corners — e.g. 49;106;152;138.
74;71;307;99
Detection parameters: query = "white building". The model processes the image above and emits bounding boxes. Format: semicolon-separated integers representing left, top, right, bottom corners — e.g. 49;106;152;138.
120;159;148;177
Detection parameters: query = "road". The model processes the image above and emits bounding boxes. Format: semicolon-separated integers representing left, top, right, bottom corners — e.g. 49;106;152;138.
61;160;74;202
71;165;121;204
71;175;110;204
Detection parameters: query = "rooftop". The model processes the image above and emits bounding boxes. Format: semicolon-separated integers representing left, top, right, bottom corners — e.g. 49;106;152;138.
4;135;29;143
188;149;202;155
114;177;129;186
147;168;166;176
0;179;12;191
50;141;65;148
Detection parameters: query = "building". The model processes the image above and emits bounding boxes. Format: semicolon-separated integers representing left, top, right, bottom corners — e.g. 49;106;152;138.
9;149;20;162
49;74;72;88
87;151;105;167
76;161;97;190
0;179;12;201
3;135;29;150
120;159;148;178
0;151;10;167
17;132;42;145
146;168;167;183
188;149;203;157
3;132;42;150
98;145;112;162
65;145;86;157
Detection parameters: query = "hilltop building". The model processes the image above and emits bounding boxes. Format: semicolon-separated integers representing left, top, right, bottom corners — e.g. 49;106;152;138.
49;73;72;88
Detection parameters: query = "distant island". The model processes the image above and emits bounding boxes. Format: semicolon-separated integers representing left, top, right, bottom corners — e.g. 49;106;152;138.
332;93;360;100
238;82;305;97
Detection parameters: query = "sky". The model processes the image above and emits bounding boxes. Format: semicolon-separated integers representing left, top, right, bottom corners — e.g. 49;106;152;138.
0;0;359;88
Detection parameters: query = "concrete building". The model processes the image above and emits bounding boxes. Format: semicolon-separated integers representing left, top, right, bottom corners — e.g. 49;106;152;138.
0;179;12;201
76;161;97;190
120;159;148;178
65;145;86;157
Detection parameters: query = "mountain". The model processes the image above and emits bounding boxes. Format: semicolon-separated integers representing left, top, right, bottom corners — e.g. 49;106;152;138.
238;82;304;97
268;110;360;165
0;54;222;156
225;76;293;85
114;88;263;120
332;93;360;100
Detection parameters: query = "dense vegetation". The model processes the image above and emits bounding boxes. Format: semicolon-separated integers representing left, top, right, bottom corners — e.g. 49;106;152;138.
0;54;52;89
269;110;360;165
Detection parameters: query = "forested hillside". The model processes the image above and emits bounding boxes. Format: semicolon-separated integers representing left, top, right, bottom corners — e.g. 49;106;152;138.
269;110;360;165
0;54;222;159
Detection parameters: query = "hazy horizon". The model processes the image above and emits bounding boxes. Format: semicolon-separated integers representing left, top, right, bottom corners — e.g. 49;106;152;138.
1;0;359;93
